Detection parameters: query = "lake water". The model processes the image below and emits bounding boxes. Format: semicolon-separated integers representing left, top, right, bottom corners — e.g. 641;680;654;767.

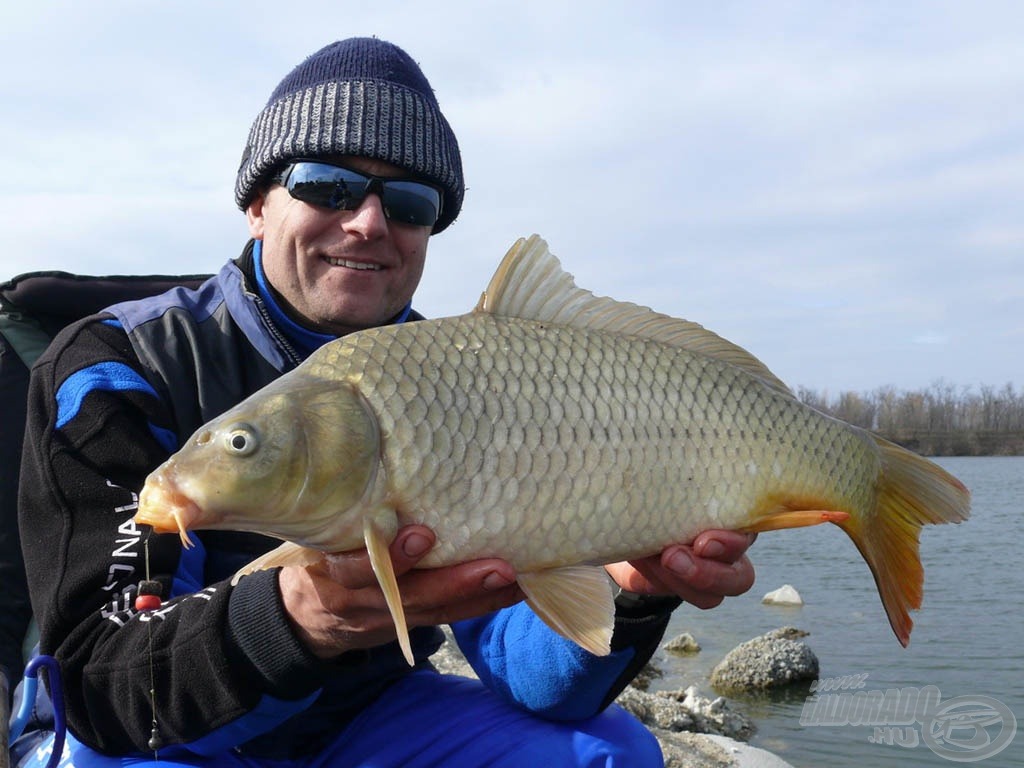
653;456;1022;767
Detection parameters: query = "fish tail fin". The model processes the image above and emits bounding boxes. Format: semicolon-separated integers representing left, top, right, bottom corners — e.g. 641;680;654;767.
838;437;970;647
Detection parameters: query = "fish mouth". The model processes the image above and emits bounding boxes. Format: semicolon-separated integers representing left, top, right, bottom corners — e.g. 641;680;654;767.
135;473;201;549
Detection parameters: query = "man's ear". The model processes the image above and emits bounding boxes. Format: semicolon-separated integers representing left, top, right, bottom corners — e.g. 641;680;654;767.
247;192;266;239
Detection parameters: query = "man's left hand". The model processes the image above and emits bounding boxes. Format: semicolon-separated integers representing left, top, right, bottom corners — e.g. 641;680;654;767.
605;530;757;610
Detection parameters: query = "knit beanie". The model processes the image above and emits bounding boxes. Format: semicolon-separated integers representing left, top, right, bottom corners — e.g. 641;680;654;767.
235;37;464;233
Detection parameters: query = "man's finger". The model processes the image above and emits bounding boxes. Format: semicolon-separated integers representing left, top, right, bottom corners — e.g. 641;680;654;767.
691;530;757;562
395;558;519;614
321;525;437;589
660;546;756;603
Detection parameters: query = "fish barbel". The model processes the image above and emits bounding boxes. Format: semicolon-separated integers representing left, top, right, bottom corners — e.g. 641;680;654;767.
134;235;970;664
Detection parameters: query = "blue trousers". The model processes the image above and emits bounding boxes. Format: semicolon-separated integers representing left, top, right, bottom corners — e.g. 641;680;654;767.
16;671;663;767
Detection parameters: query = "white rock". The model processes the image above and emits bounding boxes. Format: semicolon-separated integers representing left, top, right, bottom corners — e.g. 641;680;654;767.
704;735;798;767
761;584;803;606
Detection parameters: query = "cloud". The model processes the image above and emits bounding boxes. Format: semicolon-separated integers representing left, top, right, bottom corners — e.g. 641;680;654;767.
1;0;1021;393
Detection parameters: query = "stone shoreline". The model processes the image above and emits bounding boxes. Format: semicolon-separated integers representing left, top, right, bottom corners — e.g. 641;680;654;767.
431;627;800;768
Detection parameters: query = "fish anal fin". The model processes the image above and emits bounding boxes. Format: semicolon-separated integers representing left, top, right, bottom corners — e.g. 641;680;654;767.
518;565;615;657
740;509;850;533
475;235;792;395
363;514;413;665
231;542;322;585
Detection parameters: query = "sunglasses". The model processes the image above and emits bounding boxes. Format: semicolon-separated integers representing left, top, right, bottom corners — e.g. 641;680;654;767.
271;160;443;228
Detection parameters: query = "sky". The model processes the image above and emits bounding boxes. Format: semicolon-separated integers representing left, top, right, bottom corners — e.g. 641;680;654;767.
1;0;1021;395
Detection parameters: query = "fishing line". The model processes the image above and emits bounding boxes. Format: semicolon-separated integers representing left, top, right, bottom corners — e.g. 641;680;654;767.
139;533;164;757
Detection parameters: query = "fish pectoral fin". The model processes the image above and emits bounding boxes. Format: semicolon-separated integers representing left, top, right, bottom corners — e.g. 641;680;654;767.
740;509;850;533
517;566;615;657
231;542;322;585
363;515;413;666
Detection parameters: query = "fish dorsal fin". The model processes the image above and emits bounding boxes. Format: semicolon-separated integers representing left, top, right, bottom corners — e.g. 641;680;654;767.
475;235;792;395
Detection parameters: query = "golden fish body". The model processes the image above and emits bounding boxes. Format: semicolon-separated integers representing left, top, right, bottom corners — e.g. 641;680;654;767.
136;235;969;663
321;313;875;570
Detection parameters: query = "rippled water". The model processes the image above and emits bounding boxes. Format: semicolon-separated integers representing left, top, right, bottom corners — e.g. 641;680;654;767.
654;456;1022;767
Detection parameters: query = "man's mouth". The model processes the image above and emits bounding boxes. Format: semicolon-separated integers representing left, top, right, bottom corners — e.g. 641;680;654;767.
325;256;383;271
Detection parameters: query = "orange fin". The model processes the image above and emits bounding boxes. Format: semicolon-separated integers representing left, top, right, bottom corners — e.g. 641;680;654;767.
740;509;849;533
837;437;970;647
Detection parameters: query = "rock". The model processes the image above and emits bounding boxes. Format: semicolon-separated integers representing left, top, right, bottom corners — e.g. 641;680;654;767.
630;660;664;691
616;685;755;741
654;730;737;768
761;585;803;606
430;628;476;678
702;735;798;768
710;628;819;692
616;685;698;733
764;627;809;640
435;626;794;766
664;632;702;654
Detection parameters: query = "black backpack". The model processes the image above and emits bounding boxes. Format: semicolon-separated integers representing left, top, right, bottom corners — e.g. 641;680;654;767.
0;271;210;714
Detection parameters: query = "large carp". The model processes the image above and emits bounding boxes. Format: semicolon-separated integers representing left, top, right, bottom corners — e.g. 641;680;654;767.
134;235;970;664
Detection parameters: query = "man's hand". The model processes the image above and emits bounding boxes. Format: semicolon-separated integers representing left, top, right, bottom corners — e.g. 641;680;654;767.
279;525;523;659
605;530;756;610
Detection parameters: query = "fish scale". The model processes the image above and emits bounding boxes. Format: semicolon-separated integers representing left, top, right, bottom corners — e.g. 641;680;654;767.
135;235;970;662
310;312;872;571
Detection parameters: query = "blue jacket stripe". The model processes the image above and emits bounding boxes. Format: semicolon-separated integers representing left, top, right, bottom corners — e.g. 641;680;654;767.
147;423;178;453
174;691;321;757
55;362;160;429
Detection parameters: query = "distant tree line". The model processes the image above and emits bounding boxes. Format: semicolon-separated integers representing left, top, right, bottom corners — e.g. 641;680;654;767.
796;381;1024;456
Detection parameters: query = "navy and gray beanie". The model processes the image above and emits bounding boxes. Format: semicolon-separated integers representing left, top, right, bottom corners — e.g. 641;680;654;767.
235;37;464;233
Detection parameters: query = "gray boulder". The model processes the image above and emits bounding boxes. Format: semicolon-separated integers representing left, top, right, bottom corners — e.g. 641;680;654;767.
616;684;755;741
710;627;818;692
663;631;702;654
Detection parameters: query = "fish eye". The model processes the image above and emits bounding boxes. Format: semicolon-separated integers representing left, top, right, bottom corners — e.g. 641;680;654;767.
223;424;258;457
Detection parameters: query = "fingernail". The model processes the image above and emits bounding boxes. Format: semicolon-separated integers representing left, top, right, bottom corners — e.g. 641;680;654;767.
483;571;515;590
699;540;725;559
667;550;695;578
402;533;432;559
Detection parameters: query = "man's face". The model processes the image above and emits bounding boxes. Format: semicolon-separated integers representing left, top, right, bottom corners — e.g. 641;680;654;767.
247;156;431;336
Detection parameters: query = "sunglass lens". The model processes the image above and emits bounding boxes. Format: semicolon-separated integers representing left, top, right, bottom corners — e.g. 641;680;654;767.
382;182;442;227
288;164;367;210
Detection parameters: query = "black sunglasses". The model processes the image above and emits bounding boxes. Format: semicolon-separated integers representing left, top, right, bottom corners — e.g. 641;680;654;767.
271;160;443;228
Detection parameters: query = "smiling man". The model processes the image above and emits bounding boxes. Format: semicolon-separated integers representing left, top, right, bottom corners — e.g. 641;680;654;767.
17;37;756;768
248;155;433;336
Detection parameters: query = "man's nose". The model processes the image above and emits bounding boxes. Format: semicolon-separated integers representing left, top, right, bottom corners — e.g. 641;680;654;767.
341;193;389;238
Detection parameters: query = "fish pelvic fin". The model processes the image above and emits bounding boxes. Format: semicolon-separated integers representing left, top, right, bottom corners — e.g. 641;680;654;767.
837;437;970;647
363;513;412;665
475;235;792;396
231;542;322;585
517;565;615;657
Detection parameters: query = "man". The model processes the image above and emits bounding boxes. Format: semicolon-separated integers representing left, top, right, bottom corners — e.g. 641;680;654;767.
17;38;755;767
